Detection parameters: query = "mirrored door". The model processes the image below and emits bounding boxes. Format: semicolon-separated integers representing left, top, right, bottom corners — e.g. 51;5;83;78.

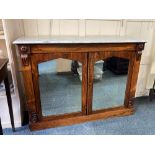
32;53;87;118
88;52;130;114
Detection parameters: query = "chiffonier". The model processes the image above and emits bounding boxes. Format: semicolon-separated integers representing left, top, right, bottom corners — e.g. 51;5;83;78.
13;36;145;131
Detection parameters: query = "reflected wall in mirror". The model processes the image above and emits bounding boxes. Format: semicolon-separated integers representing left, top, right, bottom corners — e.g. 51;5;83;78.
38;58;82;116
92;57;129;111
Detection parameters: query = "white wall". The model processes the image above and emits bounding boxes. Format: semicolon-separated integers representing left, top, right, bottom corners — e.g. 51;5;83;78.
123;20;155;96
0;19;24;128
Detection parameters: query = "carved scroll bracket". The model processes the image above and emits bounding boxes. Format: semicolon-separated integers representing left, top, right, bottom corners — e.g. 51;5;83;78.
128;98;135;108
30;112;39;123
18;45;30;66
136;43;145;60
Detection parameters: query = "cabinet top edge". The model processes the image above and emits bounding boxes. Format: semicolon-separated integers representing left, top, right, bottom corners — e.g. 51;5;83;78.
13;35;146;45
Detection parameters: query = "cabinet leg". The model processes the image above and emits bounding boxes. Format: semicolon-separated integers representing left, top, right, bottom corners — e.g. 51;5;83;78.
4;75;15;132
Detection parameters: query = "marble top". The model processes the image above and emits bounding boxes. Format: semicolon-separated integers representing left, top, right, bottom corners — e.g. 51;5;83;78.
13;36;146;44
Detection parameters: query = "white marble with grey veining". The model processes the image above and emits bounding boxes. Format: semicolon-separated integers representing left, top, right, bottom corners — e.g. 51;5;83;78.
13;36;146;44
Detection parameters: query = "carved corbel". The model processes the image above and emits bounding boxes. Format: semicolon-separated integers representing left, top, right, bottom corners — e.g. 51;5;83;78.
30;112;39;123
136;43;145;60
18;45;30;66
128;98;135;108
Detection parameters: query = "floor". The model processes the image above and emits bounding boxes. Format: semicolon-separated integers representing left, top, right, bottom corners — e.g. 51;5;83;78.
3;97;155;135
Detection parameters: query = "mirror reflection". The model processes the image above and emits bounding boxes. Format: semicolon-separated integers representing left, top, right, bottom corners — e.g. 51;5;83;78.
92;57;129;110
38;58;82;116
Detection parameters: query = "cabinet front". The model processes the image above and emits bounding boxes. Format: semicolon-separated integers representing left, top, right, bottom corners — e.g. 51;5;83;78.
31;52;87;120
30;51;135;119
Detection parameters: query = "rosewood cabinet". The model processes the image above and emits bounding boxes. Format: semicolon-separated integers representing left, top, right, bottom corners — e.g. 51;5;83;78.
13;36;145;131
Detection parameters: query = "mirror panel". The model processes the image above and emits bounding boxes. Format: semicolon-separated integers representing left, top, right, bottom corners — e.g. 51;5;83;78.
38;59;82;116
92;57;129;110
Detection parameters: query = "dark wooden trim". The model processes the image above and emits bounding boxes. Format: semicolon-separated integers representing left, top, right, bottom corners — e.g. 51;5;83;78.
4;75;15;132
0;62;8;83
87;53;94;114
0;59;15;132
82;53;88;115
31;52;88;119
124;52;135;107
31;43;137;53
127;50;142;107
0;118;3;135
149;80;155;101
92;106;125;114
18;45;30;66
42;111;82;121
0;59;8;71
30;106;134;131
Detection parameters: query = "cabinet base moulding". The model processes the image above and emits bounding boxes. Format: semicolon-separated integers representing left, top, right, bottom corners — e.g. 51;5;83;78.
30;106;134;131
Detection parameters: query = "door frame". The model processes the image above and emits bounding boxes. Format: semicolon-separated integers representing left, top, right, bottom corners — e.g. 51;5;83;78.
87;51;136;114
31;52;88;121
